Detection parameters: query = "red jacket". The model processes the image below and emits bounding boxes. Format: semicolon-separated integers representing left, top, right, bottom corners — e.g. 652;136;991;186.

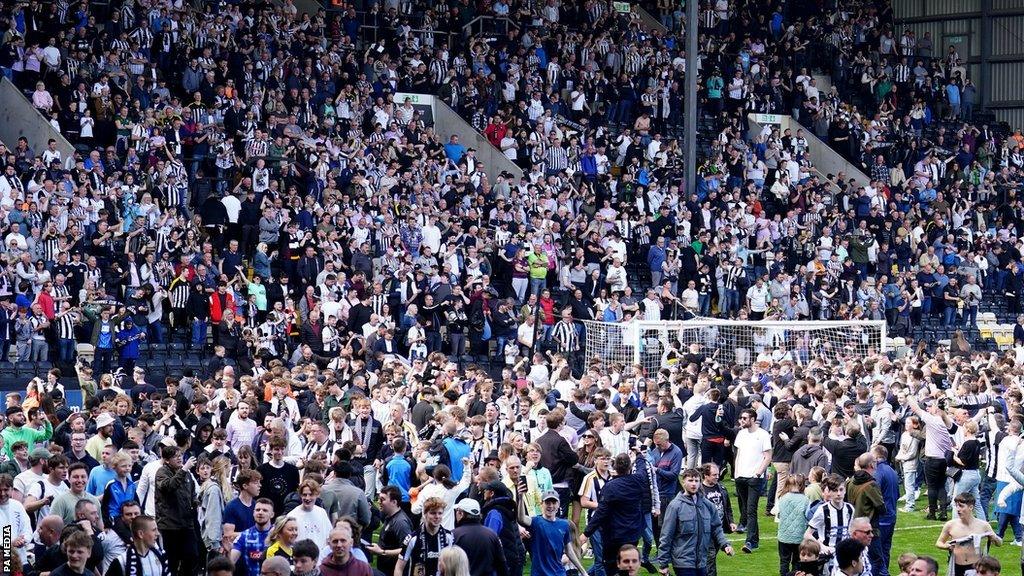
539;296;556;325
208;291;235;323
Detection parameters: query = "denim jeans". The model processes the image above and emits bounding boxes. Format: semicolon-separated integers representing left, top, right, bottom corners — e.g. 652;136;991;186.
698;294;711;316
529;277;546;298
944;306;959;327
872;523;895;576
902;467;918;508
191;319;207;349
58;338;76;363
954;469;984;519
588;528;605;576
147;320;165;344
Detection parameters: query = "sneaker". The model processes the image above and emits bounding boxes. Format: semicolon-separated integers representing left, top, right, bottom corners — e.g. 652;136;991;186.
735;526;746;533
901;506;915;513
742;544;753;554
1013;540;1022;547
641;561;658;574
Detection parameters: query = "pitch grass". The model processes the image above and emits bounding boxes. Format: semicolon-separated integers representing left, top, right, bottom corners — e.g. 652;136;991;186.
523;479;1023;576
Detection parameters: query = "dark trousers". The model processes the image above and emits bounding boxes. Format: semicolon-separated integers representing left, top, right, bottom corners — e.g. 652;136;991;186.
735;477;764;547
162;527;199;576
700;439;727;470
602;539;637;576
924;457;949;515
872;523;895;576
779;542;800;576
674;568;708;576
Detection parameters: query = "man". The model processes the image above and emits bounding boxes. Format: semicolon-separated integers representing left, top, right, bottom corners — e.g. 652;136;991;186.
846;453;884;529
24;454;70;525
835;539;868;576
536;410;579;515
2;405;53;459
909;556;941;576
647;429;683;512
13;447;48;502
51;462;100;526
262;556;294;576
85;412;116;462
936;493;1002;575
321;461;371;526
321;524;372;576
870;446;901;576
257;434;300;516
105;515;169;576
232;497;275;576
65;431;100;470
518;489;587;576
909;397;954;520
843;517;876;576
583;453;657;576
51;530;95;576
367;485;414;576
396;496;453;576
453;498;506;576
656;468;734;574
30;514;66;571
286;479;333;562
699;463;736;576
481;480;526;576
98;499;141;573
154;444;200;576
223;469;262;536
617;545;643;576
733;408;772;553
0;473;33;567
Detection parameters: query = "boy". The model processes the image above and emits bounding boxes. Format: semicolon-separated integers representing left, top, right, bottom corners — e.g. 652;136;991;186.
936;493;1002;576
292;539;321;576
788;538;824;576
51;530;94;576
804;474;854;568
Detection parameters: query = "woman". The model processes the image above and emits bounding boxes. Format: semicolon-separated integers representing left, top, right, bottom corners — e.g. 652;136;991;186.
570;430;603;527
263;516;299;563
189;422;215;462
777;474;810;576
411;459;473;530
439;546;471;576
952;420;985;520
522;442;554;517
511;248;529;303
200;456;233;558
254;242;273;280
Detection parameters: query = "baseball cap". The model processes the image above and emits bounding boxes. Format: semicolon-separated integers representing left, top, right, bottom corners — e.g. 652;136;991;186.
542;490;560;503
454;499;481;516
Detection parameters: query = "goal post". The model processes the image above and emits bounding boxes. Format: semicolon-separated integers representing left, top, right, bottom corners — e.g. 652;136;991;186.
580;318;888;376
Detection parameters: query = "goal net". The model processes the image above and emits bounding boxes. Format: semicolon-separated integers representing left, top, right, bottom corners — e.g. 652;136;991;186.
580;318;888;377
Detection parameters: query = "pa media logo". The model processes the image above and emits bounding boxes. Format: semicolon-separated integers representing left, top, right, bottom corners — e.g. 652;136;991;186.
2;523;11;575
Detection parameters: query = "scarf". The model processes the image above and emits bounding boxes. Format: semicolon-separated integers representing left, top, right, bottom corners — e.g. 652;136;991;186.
415;525;452;576
353;417;374;453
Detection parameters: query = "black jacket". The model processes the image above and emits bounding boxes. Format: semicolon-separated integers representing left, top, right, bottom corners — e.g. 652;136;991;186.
453;518;508;576
481;489;525;570
823;432;868;479
536;429;579;485
154;463;197;531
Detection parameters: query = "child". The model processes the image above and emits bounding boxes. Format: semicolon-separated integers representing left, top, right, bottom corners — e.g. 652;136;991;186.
974;556;1001;576
292;538;321;576
51;529;94;576
804;474;855;570
805;466;826;502
788;539;824;576
897;552;919;576
778;474;811;576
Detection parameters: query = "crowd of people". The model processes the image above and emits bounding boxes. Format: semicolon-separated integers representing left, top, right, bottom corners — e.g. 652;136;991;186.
1;0;1024;575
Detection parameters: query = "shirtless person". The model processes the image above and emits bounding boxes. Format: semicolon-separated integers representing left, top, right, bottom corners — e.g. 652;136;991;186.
935;493;1002;576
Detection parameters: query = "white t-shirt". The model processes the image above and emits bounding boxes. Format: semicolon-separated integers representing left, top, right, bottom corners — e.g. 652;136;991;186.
287;505;333;561
733;426;772;478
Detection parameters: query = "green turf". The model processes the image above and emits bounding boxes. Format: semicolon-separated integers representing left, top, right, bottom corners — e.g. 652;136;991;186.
569;481;1024;576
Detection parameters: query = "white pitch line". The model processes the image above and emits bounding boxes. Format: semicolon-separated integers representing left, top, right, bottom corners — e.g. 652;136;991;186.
725;523;949;543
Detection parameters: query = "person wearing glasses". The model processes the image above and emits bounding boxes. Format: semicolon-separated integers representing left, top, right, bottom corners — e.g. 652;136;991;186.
733;408;772;554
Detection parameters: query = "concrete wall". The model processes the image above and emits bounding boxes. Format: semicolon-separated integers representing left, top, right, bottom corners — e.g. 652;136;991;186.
396;92;524;182
0;77;75;162
747;113;870;189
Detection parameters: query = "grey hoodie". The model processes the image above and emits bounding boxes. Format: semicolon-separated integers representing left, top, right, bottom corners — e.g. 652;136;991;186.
790;443;832;478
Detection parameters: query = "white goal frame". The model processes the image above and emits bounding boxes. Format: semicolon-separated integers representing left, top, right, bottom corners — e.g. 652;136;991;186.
580;318;888;373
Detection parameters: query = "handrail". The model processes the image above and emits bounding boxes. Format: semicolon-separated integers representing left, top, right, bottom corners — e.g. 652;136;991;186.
462;14;518;38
